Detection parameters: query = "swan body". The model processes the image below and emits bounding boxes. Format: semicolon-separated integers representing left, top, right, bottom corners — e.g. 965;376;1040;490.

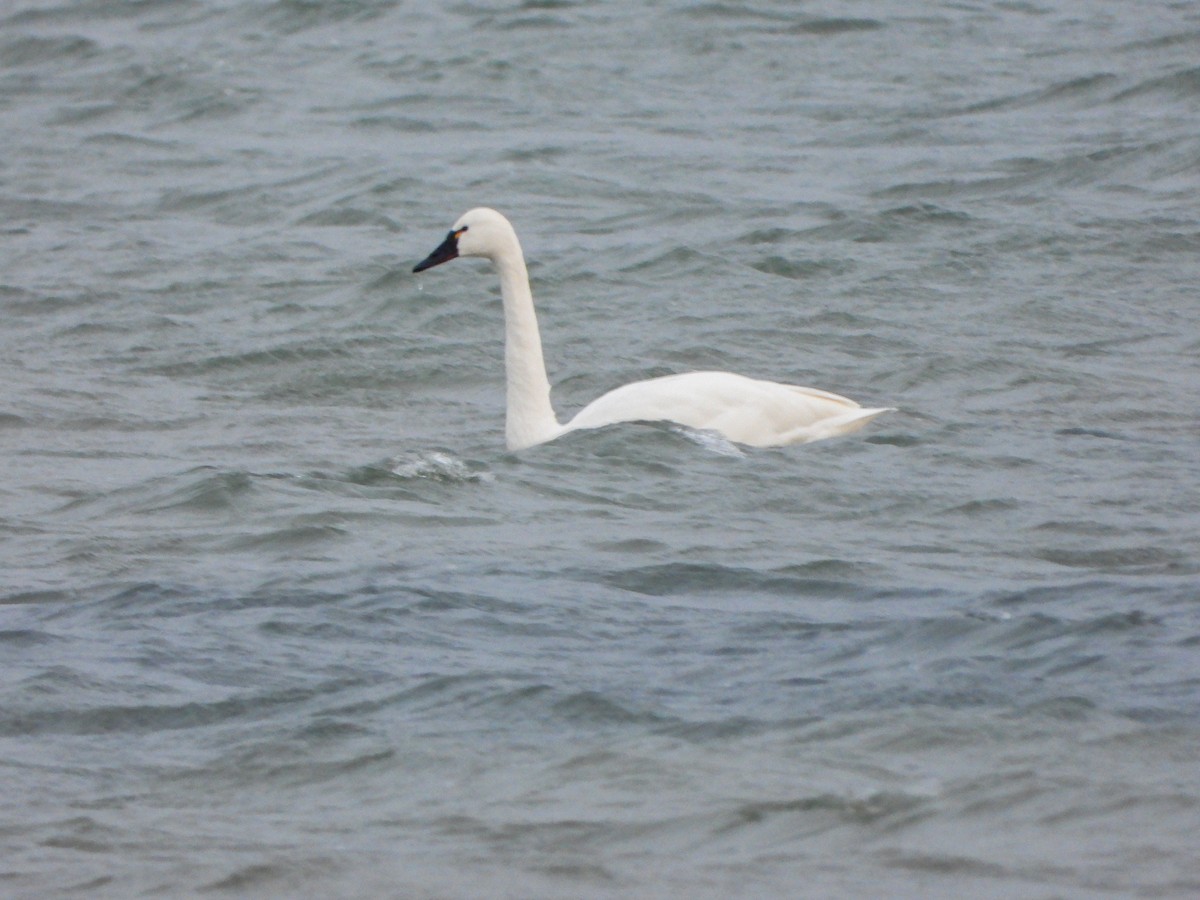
413;207;893;451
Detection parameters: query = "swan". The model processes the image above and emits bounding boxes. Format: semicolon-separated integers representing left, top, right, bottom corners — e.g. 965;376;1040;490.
413;207;893;451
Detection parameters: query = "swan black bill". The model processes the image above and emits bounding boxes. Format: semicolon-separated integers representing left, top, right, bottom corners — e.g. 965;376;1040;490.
413;230;459;273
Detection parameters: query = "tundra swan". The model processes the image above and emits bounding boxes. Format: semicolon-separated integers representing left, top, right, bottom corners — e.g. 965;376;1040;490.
413;207;892;451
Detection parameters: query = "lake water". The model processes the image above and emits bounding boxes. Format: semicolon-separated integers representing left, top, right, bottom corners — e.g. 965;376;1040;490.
2;1;1199;896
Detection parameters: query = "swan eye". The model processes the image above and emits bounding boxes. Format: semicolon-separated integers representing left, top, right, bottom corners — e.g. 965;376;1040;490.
454;226;469;239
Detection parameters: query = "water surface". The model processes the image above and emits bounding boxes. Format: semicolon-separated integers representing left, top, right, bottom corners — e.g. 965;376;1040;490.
2;1;1199;896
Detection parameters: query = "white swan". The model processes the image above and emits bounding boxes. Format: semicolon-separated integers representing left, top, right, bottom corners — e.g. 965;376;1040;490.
413;207;893;451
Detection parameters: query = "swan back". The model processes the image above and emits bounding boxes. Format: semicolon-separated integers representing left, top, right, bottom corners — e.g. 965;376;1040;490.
565;371;890;447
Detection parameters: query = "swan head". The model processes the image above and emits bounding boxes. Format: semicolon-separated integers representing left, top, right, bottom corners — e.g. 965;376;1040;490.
413;207;517;273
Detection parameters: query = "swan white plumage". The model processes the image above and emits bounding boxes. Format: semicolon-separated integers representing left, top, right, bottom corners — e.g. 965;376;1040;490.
413;207;893;451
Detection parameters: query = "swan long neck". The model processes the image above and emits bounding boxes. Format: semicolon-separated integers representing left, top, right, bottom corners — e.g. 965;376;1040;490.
492;232;561;450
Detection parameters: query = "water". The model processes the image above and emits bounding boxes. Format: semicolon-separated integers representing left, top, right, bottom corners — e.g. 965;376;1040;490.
2;0;1199;896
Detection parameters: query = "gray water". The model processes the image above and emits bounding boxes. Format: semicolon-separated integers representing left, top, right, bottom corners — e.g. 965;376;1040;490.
2;0;1199;896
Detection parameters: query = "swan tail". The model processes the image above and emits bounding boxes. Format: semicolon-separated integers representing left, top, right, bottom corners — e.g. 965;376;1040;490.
781;406;896;445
